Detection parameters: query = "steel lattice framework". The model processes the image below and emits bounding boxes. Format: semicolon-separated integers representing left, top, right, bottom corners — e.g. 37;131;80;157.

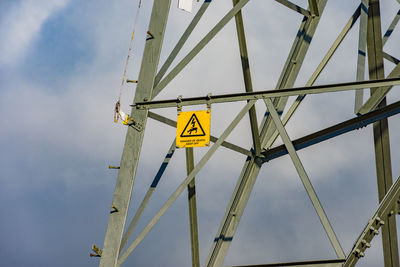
96;0;400;266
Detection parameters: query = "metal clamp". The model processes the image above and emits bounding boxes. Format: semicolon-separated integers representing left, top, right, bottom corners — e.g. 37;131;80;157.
90;244;102;257
206;93;212;112
124;116;143;132
177;95;183;113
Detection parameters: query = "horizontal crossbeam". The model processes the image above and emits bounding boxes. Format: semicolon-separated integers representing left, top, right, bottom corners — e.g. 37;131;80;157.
261;99;400;163
134;78;400;109
229;258;345;267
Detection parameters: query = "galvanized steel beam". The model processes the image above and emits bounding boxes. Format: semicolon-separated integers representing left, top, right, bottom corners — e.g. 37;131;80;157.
383;51;400;65
308;0;320;16
232;0;261;155
265;98;345;258
357;63;400;115
135;78;400;109
355;0;369;113
99;1;171;266
119;140;176;252
382;9;400;46
262;100;400;163
344;175;400;267
186;147;200;267
230;258;345;267
366;1;399;266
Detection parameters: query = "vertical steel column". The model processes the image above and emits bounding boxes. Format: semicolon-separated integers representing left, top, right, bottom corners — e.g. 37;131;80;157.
232;0;261;156
99;1;171;266
186;147;200;267
367;0;399;266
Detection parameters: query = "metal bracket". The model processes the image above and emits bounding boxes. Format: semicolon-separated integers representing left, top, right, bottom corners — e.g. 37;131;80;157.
129;121;143;131
206;93;212;112
146;30;154;41
124;116;143;131
108;166;120;170
110;204;119;214
90;244;103;257
397;197;400;215
177;95;183;113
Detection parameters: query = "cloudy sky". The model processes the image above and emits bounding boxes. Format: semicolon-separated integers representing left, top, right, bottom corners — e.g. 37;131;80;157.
1;0;400;266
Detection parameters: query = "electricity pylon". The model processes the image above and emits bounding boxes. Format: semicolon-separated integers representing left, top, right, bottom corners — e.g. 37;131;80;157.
96;0;400;266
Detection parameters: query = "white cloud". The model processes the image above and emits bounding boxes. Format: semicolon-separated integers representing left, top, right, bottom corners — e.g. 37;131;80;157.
0;0;68;66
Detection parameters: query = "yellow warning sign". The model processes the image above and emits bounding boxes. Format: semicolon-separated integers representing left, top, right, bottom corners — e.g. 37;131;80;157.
176;110;211;148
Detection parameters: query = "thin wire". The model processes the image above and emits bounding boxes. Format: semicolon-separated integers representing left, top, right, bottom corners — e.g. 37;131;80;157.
118;0;142;102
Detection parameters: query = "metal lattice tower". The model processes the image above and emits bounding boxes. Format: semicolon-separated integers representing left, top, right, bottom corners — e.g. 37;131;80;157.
96;0;400;266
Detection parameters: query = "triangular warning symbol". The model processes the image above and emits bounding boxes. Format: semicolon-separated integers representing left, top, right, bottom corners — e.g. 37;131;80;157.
180;114;206;137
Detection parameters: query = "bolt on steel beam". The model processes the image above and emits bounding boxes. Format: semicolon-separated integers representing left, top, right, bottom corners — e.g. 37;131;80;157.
344;174;400;267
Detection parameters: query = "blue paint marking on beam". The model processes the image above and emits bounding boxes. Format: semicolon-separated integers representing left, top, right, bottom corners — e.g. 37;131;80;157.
296;27;313;44
384;29;393;38
213;235;233;242
262;101;400;162
385;53;400;65
151;151;175;188
264;110;283;117
358;49;366;56
361;2;368;14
